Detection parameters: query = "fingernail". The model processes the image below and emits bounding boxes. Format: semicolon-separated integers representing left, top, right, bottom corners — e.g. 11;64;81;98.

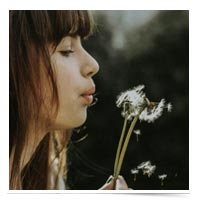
118;175;124;180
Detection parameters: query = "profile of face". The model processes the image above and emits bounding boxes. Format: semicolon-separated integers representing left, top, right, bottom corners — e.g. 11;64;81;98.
48;36;99;130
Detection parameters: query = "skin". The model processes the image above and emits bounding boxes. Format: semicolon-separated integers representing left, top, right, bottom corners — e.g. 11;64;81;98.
20;35;99;170
20;36;129;189
99;176;130;190
50;36;99;129
48;36;129;189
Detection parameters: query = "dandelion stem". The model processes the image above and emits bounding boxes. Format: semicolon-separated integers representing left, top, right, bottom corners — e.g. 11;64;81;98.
115;114;139;178
136;135;139;142
134;175;137;181
113;114;128;178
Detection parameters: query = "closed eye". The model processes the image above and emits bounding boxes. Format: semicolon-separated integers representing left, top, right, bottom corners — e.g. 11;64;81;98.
60;50;74;57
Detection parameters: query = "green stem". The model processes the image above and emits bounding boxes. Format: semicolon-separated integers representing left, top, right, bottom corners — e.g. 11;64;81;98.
115;115;139;178
113;115;128;178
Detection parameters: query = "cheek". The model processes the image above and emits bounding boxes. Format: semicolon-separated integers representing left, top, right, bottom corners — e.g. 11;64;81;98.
56;60;77;103
51;56;87;129
54;79;87;129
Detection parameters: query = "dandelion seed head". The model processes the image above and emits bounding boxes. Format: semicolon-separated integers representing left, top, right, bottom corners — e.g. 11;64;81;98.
117;85;172;122
139;99;165;123
116;85;146;120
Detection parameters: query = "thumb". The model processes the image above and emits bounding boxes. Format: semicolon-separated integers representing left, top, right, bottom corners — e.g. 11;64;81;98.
115;176;129;190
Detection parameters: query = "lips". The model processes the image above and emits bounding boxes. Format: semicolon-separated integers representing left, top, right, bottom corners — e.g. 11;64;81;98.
81;87;96;104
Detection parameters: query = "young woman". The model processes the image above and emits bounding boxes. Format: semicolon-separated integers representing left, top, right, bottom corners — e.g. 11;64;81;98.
9;10;129;190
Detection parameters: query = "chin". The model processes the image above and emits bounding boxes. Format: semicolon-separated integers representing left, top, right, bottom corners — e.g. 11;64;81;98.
53;111;87;130
73;113;87;128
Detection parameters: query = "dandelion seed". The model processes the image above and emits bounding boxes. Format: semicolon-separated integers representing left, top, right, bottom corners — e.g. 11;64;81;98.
137;161;156;178
137;161;151;170
166;103;172;112
134;129;141;142
134;129;141;135
158;174;167;179
158;174;167;186
131;168;139;174
130;168;139;181
89;96;98;107
142;165;156;177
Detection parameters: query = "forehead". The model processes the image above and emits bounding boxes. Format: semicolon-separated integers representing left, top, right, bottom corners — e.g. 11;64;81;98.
58;36;80;45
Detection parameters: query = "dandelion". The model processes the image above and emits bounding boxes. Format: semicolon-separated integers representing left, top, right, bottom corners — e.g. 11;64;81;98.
134;129;141;142
113;85;172;180
158;174;167;186
116;85;171;123
130;168;139;181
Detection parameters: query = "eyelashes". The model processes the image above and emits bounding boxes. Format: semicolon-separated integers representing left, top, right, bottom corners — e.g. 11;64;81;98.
59;50;74;57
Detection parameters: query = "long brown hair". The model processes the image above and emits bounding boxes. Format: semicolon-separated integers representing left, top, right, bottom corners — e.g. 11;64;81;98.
9;10;94;189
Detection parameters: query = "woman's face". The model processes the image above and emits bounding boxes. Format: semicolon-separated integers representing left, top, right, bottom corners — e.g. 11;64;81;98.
49;36;99;130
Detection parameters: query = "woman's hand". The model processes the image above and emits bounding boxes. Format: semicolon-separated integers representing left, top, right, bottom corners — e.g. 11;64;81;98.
99;175;131;190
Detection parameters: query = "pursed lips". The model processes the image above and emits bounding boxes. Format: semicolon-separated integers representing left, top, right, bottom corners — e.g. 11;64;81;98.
81;87;96;105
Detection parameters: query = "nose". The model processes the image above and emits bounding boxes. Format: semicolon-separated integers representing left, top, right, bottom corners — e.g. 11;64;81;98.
81;50;99;78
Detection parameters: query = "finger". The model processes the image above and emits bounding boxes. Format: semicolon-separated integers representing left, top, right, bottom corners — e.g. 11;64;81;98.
99;176;115;190
115;176;129;190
